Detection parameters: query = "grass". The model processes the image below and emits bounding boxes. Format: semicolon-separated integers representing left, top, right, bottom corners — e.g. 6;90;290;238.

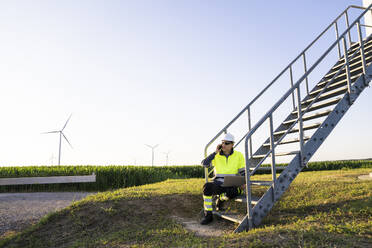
0;168;371;247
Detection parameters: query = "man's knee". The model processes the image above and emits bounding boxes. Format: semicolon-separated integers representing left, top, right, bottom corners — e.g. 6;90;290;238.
203;182;215;196
225;187;239;198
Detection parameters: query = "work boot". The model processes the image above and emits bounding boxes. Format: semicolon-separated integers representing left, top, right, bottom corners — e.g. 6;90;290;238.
200;211;213;225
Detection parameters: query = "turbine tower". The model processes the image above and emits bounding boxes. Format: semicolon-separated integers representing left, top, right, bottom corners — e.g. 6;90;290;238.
163;151;171;166
42;114;73;165
145;144;159;166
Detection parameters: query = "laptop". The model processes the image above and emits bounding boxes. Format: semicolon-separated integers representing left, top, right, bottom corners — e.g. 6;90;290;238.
221;176;246;187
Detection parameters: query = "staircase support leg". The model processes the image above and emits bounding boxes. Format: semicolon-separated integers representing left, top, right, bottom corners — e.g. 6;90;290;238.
296;86;305;166
244;135;253;231
269;114;277;201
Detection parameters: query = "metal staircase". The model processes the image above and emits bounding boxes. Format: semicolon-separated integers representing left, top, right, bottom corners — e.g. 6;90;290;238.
203;5;372;233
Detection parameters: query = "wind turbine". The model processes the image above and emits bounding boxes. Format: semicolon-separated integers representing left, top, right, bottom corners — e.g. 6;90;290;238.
145;144;159;166
130;156;137;166
49;153;56;165
42;114;73;165
163;151;171;166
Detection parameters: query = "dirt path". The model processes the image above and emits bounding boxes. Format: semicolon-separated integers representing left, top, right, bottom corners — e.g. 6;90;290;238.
171;215;230;237
0;192;93;237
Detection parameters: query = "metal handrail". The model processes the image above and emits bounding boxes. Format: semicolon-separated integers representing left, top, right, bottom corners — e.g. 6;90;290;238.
204;4;372;183
203;5;371;160
237;5;372;229
203;4;372;231
248;36;369;176
242;4;372;166
239;5;372;227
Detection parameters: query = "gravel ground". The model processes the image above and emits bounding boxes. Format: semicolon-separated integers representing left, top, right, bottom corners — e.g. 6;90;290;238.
0;192;94;236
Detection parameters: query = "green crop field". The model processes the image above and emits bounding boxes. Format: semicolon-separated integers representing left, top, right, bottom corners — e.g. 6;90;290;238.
0;165;202;192
1;160;371;192
0;168;371;247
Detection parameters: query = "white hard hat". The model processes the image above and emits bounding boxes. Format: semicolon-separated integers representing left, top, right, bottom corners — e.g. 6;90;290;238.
222;133;235;142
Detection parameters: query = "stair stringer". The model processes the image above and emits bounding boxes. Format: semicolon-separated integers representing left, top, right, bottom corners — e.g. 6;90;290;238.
234;67;372;233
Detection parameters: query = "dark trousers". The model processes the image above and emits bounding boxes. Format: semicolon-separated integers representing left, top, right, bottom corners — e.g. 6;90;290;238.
203;180;240;199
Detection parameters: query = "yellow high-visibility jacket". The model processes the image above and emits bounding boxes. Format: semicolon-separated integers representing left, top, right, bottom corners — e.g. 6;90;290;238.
211;150;245;178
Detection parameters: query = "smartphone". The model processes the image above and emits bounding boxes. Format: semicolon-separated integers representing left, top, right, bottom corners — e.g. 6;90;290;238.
217;144;222;150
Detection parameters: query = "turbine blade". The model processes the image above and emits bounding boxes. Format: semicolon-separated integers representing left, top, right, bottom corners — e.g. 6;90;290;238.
154;144;159;149
145;144;152;148
41;131;59;134
62;113;72;131
62;132;73;149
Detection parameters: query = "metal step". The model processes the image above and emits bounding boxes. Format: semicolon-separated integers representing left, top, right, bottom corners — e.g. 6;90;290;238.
283;109;332;125
326;62;365;80
291;98;341;114
337;40;372;61
337;40;372;65
249;166;287;171
348;39;372;51
347;52;372;68
346;53;372;68
302;86;348;107
332;49;372;72
347;40;372;52
250;180;273;186
235;195;260;204
262;136;310;147
324;64;363;81
252;150;300;159
212;211;242;223
348;56;372;71
316;74;358;89
274;123;321;136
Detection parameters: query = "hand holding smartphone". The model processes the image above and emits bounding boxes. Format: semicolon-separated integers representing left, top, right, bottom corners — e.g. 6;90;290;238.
216;144;222;154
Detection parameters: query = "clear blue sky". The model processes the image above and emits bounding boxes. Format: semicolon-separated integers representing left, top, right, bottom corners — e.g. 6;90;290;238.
0;0;370;166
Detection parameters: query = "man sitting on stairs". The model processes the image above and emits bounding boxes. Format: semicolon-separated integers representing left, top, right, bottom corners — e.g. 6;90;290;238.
200;133;246;225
